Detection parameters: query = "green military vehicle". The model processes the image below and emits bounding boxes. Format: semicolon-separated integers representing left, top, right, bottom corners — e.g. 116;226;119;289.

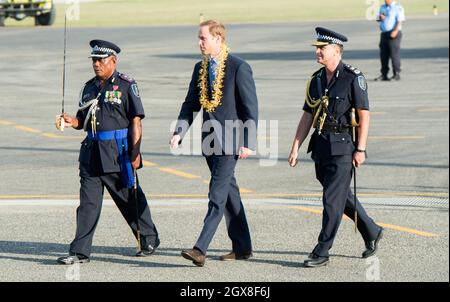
0;0;55;26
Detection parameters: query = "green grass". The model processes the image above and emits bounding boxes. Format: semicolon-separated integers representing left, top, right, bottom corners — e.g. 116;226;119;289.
4;0;449;27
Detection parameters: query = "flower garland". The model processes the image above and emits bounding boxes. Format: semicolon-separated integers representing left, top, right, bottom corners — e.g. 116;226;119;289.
198;45;229;113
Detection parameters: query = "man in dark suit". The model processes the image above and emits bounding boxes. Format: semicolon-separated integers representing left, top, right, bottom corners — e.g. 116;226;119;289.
170;20;258;267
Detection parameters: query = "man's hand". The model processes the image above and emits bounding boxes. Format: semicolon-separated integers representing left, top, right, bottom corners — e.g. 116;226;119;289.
288;149;299;167
353;151;366;168
55;113;76;129
131;150;141;170
170;135;181;149
238;147;253;159
390;30;399;39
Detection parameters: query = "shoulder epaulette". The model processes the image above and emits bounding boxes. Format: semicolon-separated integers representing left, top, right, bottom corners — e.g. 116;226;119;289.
344;63;362;75
118;73;135;83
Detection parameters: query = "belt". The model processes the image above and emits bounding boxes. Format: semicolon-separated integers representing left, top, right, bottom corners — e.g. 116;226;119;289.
87;129;134;188
319;123;350;134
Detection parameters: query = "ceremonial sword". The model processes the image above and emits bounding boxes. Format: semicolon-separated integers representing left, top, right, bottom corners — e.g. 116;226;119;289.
57;13;68;132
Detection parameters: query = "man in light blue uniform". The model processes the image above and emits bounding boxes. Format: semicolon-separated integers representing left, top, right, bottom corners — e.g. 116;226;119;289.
375;0;405;81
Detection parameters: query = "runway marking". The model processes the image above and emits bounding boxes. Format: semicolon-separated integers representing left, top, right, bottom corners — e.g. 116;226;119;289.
290;206;439;238
417;107;448;113
41;133;83;140
158;167;201;179
377;223;438;238
14;125;42;134
370;136;425;140
1;119;82;139
0;192;447;199
0;120;14;125
142;160;158;167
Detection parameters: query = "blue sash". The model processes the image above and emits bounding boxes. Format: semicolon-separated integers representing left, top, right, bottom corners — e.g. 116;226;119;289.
88;129;134;188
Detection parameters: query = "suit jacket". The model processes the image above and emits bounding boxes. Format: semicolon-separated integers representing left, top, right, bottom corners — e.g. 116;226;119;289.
175;54;259;156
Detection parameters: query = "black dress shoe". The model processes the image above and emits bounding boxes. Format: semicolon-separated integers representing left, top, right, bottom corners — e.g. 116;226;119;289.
362;227;384;258
304;254;329;268
136;238;160;257
181;248;205;267
57;254;90;265
374;75;390;81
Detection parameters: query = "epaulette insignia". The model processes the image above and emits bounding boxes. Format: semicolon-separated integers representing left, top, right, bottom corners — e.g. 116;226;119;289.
119;73;134;83
345;64;361;75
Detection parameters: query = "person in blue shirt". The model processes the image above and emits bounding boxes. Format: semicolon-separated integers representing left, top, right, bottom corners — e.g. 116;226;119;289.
375;0;405;81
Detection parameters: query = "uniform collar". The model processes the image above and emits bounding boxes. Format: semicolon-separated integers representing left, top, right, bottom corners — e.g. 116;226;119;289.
95;70;119;87
335;61;345;79
320;61;345;80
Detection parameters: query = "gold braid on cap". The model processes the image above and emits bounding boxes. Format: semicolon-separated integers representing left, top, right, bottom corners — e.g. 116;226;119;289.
198;44;229;113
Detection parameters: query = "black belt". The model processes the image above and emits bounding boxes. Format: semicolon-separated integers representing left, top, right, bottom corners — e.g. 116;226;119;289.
319;123;350;134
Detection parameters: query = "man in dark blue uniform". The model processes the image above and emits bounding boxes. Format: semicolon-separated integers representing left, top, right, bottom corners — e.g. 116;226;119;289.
170;20;258;267
56;40;159;265
288;28;383;268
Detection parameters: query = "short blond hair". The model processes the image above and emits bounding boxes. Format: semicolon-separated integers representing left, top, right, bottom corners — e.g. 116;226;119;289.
200;20;226;42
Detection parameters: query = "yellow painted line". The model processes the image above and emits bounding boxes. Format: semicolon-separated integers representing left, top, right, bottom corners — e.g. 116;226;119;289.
14;125;42;134
417;108;448;113
41;133;83;140
292;206;323;215
290;206;439;238
377;223;438;238
370;136;425;140
0;119;14;126
142;160;158;167
158;167;201;179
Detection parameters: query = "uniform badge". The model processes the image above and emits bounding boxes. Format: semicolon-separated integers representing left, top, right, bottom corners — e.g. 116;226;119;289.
131;84;140;97
358;76;367;91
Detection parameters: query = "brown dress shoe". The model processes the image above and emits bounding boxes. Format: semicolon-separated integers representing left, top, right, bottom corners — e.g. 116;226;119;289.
181;248;205;267
220;251;253;261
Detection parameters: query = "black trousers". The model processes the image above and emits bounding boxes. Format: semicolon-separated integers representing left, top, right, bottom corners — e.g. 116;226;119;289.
379;31;402;77
312;156;381;258
69;172;159;257
194;155;252;255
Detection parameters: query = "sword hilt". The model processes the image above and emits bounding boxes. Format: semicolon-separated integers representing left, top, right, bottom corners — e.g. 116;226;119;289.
56;114;65;132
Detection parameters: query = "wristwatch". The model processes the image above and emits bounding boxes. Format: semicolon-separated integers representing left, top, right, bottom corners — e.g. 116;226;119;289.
356;148;367;156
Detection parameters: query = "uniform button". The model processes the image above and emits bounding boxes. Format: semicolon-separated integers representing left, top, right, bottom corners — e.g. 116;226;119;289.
97;122;100;125
342;138;345;141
